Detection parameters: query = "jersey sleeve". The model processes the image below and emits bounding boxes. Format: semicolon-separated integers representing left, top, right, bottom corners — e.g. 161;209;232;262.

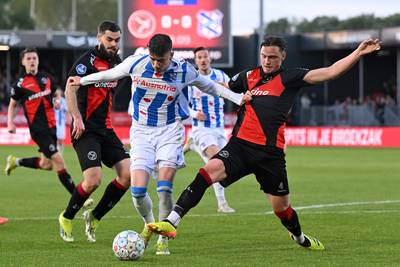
184;62;200;84
68;55;91;78
281;68;312;89
228;71;247;93
9;80;22;101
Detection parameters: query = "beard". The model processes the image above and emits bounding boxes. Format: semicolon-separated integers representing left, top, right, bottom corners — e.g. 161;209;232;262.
98;43;118;61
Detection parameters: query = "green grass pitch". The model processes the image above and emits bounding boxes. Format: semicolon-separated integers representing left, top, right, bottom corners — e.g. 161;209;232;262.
0;146;399;266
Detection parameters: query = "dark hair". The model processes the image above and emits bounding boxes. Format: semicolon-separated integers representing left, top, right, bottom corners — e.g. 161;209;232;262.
20;47;38;62
147;34;172;56
260;36;286;52
97;20;121;34
193;46;207;56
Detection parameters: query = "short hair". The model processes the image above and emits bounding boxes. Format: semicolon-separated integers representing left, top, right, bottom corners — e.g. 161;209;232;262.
260;36;286;52
193;46;208;56
97;20;121;34
20;47;38;62
147;34;172;56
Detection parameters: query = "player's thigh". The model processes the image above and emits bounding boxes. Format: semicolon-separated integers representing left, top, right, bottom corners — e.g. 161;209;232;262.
31;130;58;158
155;122;185;168
129;125;157;173
254;148;289;196
212;138;252;188
100;130;130;169
73;133;102;172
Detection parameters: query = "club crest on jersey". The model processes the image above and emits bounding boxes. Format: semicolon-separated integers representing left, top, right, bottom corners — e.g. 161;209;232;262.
40;77;48;84
76;64;87;75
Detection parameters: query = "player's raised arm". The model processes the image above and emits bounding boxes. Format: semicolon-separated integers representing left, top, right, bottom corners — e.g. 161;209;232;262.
304;38;381;84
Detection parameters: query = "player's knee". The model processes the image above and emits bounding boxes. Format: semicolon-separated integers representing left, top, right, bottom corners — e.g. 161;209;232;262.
83;174;102;192
203;159;225;181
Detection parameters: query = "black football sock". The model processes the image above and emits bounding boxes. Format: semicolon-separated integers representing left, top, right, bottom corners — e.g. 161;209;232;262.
275;205;311;246
18;157;40;169
275;206;302;236
57;169;76;194
63;183;90;219
92;179;128;220
173;168;212;218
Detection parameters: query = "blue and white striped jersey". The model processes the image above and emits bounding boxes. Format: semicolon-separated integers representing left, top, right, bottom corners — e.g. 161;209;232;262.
190;68;229;129
117;54;197;126
80;54;244;127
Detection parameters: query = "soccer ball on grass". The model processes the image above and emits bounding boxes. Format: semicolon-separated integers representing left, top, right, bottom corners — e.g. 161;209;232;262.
112;230;145;260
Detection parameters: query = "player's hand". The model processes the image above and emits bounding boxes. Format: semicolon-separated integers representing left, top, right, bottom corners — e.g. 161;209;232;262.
195;111;206;121
72;116;85;139
67;76;82;87
7;122;16;134
357;39;381;56
53;97;61;109
240;91;253;105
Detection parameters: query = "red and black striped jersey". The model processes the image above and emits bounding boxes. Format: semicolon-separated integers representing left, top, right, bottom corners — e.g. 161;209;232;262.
68;47;122;130
10;72;56;133
228;67;311;149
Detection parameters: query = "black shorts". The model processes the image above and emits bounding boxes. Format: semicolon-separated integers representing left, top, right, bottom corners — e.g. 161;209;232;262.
31;129;58;158
213;137;289;196
72;129;130;172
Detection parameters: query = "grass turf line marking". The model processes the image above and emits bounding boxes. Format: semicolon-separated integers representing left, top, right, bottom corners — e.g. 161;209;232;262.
7;200;400;221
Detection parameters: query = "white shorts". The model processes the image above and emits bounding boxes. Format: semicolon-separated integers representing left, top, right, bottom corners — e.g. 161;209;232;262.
191;126;226;160
129;120;185;173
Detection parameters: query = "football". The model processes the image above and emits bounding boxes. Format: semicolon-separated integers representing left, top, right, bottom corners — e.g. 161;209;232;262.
112;230;145;261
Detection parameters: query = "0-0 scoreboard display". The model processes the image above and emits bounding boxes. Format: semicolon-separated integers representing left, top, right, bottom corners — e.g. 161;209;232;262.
121;0;232;67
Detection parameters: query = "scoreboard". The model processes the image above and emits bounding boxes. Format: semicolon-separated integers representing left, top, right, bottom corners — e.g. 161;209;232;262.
121;0;232;67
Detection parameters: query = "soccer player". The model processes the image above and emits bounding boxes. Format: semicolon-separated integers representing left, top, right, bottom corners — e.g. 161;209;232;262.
58;21;131;243
184;46;235;213
5;48;77;196
53;88;68;154
147;37;381;251
67;33;250;255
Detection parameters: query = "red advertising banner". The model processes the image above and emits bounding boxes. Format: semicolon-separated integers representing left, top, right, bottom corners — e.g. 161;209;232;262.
285;127;400;147
2;126;400;148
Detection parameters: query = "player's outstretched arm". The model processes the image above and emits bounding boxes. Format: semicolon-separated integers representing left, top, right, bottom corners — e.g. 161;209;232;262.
65;78;85;139
304;38;381;84
7;98;18;134
192;75;251;105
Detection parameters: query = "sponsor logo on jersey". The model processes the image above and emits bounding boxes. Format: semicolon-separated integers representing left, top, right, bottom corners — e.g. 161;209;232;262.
76;64;87;75
28;89;51;101
133;77;177;92
94;81;118;88
250;88;270;96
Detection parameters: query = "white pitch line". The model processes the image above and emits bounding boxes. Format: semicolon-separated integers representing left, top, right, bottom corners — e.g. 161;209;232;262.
7;200;400;221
